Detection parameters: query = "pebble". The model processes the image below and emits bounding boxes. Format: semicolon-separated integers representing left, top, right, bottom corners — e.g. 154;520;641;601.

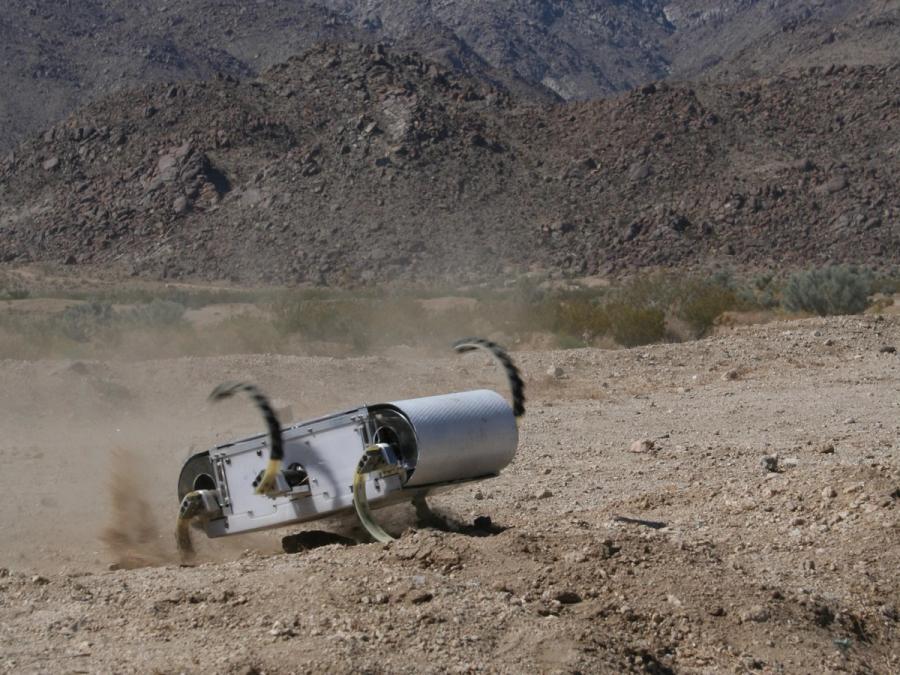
740;605;770;623
537;489;553;499
760;455;779;473
554;591;582;605
817;443;835;454
722;369;740;381
409;591;433;604
172;196;189;214
547;365;564;378
629;438;656;453
821;486;837;499
31;575;49;585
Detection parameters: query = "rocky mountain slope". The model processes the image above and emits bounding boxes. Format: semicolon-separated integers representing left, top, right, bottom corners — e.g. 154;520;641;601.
1;44;897;285
666;0;900;81
2;1;897;153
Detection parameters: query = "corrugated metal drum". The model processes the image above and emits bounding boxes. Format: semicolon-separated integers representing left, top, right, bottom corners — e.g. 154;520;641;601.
385;389;518;487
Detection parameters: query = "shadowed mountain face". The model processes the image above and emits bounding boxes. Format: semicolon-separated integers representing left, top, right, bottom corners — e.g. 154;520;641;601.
2;1;898;152
1;44;897;285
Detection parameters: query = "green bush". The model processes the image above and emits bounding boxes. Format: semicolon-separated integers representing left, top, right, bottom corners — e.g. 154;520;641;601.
782;265;872;316
56;302;116;342
120;299;187;327
273;295;362;343
676;280;740;337
552;296;611;342
737;272;779;309
605;302;666;347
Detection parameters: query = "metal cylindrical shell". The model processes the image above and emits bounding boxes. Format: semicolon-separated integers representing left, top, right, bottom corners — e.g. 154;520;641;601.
386;389;518;487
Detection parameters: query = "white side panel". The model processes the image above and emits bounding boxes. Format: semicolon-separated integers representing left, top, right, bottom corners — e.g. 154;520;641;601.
207;412;405;536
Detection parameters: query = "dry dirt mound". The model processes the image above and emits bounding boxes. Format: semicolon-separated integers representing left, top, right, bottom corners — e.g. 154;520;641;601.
1;43;898;284
0;315;898;672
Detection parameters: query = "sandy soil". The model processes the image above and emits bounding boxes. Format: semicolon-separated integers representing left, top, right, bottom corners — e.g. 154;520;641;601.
0;315;898;673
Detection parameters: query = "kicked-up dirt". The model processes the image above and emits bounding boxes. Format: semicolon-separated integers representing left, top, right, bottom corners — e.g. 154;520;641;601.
0;315;898;673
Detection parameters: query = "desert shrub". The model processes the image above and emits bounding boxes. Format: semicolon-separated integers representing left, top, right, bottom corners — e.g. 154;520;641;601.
273;295;361;342
675;280;740;337
1;285;31;300
605;302;666;347
56;302;116;342
272;292;430;351
615;274;680;311
0;274;31;300
782;265;872;316
120;299;187;327
737;272;779;309
552;296;611;341
871;272;900;296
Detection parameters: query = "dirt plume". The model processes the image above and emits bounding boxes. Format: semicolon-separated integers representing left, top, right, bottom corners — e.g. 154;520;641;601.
100;448;175;570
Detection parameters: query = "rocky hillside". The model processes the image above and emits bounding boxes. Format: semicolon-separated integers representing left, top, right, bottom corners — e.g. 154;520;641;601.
2;1;898;153
666;0;900;81
1;44;897;285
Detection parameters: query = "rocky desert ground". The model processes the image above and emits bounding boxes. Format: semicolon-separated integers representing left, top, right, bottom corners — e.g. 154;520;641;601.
1;2;898;673
0;311;897;673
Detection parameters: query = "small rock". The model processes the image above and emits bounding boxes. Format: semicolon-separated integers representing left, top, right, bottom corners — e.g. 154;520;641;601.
268;620;295;638
409;591;433;604
547;365;564;378
473;490;484;500
157;154;177;173
821;486;837;499
820;175;848;194
817;443;835;454
0;568;9;577
554;590;582;605
843;418;856;425
879;345;897;354
628;161;652;181
722;369;740;381
740;605;770;623
31;575;49;585
781;457;799;469
761;455;779;473
172;196;188;214
473;516;493;530
537;489;553;499
823;338;835;346
629;438;656;454
42;157;59;171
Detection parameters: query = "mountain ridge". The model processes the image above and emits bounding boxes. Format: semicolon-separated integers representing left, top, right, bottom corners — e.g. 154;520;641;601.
1;43;896;285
